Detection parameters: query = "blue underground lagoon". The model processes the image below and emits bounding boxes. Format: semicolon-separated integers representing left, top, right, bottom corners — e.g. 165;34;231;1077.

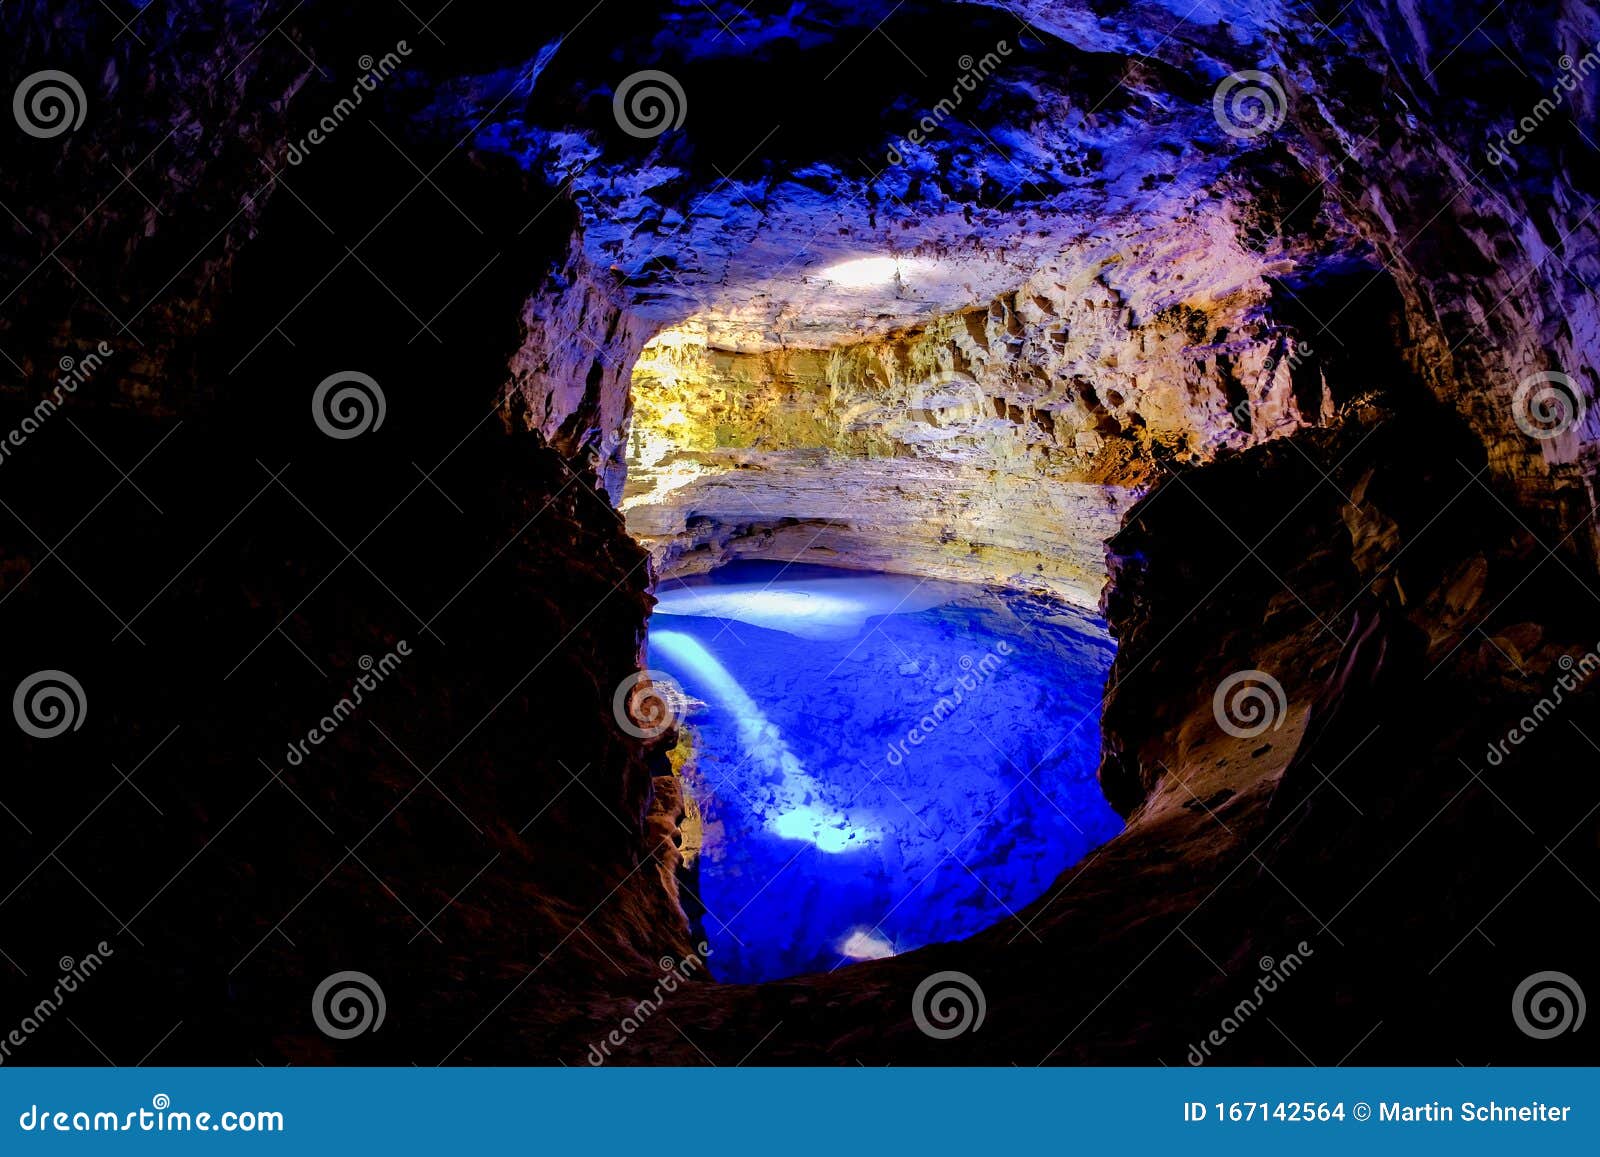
645;562;1123;984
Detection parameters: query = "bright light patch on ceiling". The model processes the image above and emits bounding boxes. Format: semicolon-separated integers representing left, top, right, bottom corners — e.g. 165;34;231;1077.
821;256;902;287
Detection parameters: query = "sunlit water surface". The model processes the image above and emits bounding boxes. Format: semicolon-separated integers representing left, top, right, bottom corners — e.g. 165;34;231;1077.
648;562;1121;982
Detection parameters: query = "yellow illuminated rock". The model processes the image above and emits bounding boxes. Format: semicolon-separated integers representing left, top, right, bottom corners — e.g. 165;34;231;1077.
623;230;1326;606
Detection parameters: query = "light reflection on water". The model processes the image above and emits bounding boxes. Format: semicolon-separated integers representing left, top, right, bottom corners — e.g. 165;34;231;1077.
648;563;1122;983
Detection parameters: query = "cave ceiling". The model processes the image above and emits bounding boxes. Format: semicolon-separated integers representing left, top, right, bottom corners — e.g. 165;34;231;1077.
442;0;1365;350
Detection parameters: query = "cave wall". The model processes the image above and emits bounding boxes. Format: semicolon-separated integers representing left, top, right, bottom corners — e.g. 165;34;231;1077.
531;0;1600;612
2;0;696;1064
504;234;653;500
624;207;1337;603
1323;0;1600;553
1002;0;1600;563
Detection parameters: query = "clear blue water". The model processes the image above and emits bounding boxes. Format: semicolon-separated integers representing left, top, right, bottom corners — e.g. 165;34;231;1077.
647;562;1122;983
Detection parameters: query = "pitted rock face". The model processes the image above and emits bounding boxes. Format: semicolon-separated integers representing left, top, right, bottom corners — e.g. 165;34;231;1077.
466;0;1596;571
6;0;1593;551
471;1;1355;349
619;227;1335;600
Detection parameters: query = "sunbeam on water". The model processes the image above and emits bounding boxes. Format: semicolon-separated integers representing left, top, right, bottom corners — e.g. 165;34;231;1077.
648;562;1123;983
650;630;875;853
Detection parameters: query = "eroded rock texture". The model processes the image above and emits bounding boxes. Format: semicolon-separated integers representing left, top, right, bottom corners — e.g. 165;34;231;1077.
622;226;1335;602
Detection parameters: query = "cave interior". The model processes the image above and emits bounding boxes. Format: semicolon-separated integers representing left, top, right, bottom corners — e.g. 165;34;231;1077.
1;0;1598;1066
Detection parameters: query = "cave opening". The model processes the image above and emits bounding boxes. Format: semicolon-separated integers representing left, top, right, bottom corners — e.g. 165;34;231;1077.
645;560;1121;983
573;72;1496;999
608;214;1369;980
613;264;1144;981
